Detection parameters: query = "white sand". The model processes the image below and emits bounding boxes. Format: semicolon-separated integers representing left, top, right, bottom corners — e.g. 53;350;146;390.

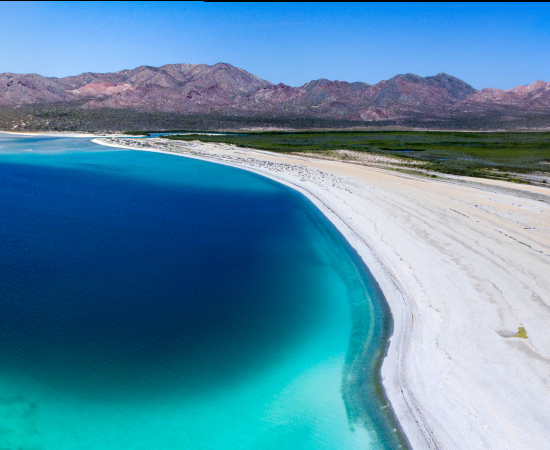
93;137;550;450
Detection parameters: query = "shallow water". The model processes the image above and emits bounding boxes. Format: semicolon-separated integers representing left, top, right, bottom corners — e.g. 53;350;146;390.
0;134;403;449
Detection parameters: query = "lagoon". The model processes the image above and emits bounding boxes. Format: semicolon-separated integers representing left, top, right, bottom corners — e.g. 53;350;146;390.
0;134;402;449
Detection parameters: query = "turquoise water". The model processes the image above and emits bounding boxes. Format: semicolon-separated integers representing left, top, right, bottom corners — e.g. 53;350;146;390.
0;134;404;449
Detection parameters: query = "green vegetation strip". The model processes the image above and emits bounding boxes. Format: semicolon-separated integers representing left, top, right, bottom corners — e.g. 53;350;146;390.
123;131;151;136
164;131;550;181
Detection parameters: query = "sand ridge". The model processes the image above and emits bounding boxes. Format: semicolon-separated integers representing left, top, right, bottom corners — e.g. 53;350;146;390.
93;137;550;450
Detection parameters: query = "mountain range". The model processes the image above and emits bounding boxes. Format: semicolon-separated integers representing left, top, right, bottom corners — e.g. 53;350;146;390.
1;63;549;128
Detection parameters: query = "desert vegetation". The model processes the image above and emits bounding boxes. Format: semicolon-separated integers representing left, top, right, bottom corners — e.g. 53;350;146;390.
164;130;550;183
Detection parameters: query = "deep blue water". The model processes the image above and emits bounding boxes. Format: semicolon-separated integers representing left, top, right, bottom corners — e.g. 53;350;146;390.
0;134;403;449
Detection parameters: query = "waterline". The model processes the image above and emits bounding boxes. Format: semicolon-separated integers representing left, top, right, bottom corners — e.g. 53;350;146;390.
0;134;404;449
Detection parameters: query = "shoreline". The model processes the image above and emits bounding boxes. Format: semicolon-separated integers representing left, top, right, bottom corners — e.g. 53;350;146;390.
90;137;432;448
92;137;550;449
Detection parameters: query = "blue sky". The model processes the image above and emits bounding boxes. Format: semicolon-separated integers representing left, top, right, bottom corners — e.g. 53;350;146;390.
1;2;548;89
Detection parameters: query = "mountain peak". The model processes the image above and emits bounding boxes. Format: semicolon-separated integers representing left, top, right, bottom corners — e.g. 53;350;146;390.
0;63;547;123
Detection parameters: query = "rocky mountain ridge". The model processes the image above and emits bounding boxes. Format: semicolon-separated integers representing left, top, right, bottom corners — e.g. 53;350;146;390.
1;63;549;124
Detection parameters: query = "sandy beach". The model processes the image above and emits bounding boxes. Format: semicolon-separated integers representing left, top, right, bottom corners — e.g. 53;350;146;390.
93;137;550;449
